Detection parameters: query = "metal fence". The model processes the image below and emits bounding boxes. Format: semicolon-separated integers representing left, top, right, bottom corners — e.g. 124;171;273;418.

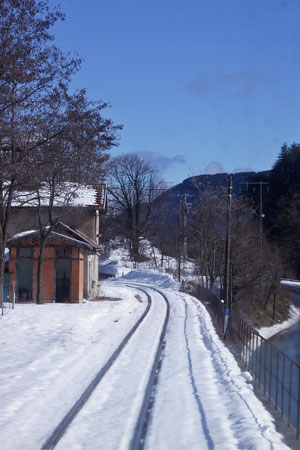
189;283;300;439
1;278;15;315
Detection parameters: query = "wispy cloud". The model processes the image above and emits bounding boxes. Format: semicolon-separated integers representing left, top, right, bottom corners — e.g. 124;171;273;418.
204;161;225;175
186;72;275;99
137;151;186;172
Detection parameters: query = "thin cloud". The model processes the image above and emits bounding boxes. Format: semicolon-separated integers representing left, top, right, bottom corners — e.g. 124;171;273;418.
186;72;275;99
137;151;186;172
204;161;225;175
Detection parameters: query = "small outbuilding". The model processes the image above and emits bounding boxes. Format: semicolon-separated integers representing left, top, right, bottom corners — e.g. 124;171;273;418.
7;223;100;303
6;183;108;303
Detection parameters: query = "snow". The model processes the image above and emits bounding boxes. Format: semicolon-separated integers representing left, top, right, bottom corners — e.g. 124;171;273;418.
99;238;194;282
119;269;178;289
8;229;37;240
259;304;300;340
281;279;300;291
145;289;287;450
0;285;145;450
0;247;291;449
11;183;106;208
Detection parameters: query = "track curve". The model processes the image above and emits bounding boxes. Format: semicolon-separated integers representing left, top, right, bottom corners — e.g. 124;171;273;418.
41;287;152;450
41;285;170;450
128;287;170;450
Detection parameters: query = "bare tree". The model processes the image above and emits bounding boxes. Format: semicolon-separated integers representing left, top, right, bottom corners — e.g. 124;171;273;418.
189;187;288;324
147;197;179;274
0;0;79;289
273;192;300;276
29;89;121;303
106;153;164;261
0;1;122;302
189;188;227;289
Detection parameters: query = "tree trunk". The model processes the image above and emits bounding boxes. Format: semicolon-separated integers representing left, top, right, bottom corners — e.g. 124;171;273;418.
0;243;5;308
36;239;46;304
132;233;139;261
0;236;5;287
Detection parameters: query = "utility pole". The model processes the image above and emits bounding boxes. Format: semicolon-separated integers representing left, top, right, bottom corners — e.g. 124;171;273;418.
259;181;263;256
178;200;182;281
183;194;188;264
224;174;232;338
224;174;232;311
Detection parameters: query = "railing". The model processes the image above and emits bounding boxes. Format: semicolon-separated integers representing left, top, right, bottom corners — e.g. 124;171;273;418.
189;283;300;439
0;279;15;315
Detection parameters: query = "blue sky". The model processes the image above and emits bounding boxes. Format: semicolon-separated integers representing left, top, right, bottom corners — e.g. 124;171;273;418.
53;0;300;184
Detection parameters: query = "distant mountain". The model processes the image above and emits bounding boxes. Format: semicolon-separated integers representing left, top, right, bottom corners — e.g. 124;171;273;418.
171;171;254;197
154;171;270;222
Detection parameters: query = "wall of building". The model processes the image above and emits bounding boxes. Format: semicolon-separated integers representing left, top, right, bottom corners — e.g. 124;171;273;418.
8;244;84;303
8;208;98;241
83;252;98;300
71;248;84;302
33;247;55;302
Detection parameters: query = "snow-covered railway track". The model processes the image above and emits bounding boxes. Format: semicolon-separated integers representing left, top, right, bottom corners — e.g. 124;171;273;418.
145;291;289;450
129;287;170;450
41;285;169;450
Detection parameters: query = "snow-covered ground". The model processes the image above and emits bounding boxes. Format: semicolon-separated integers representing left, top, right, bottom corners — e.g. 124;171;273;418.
0;260;293;449
99;239;196;282
0;284;146;450
259;304;300;340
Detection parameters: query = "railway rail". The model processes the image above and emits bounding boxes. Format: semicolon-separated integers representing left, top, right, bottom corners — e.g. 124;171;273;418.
41;284;170;450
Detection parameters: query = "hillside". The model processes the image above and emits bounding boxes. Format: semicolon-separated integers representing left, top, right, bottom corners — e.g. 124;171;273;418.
154;171;269;224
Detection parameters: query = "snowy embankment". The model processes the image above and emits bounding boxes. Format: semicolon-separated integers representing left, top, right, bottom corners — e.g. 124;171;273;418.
257;279;300;340
0;267;291;450
281;279;300;291
259;304;300;340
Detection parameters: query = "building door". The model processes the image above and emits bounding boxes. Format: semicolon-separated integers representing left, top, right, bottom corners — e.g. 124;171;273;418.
55;249;71;302
16;257;33;301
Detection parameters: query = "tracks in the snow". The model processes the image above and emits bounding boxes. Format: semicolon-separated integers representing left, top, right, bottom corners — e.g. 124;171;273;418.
40;285;170;450
129;287;170;450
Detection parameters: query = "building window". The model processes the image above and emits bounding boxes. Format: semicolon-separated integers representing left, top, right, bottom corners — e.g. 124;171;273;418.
18;248;32;258
56;248;72;258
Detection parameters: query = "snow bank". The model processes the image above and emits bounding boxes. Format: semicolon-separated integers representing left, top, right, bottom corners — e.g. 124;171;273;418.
281;279;300;290
99;259;132;278
99;238;195;282
259;304;300;340
118;269;179;290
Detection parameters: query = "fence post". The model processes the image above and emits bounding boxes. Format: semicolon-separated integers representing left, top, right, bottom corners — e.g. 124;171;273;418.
224;307;230;339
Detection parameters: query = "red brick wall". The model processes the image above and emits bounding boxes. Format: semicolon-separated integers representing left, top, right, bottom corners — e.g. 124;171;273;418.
33;248;55;302
8;244;85;303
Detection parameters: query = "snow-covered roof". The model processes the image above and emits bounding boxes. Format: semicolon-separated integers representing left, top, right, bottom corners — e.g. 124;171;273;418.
11;183;107;210
7;226;98;251
8;230;38;240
